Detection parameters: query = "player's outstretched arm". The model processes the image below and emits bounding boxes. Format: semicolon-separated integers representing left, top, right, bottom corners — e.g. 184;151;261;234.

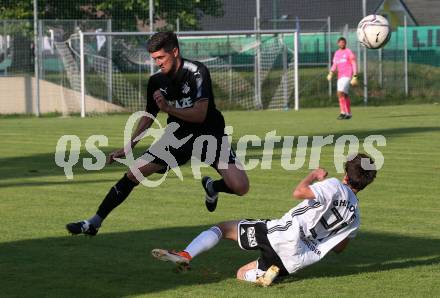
107;115;153;164
292;168;328;200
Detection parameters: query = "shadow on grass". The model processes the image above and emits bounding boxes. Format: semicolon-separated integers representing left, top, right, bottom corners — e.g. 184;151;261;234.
0;179;123;188
280;231;440;284
0;226;438;296
372;113;437;119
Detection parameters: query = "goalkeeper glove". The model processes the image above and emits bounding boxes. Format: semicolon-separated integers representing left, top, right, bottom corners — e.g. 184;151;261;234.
326;72;333;81
350;75;359;86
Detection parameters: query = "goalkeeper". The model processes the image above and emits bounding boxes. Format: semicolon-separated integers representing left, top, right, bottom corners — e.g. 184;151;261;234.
327;37;358;120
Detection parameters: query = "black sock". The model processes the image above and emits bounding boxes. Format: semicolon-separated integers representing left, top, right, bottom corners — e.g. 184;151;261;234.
212;179;234;194
96;174;138;219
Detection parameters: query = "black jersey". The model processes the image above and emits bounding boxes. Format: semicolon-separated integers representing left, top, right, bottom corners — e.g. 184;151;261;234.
146;59;225;136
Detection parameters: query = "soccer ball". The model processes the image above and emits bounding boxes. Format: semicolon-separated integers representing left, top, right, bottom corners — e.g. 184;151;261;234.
357;15;391;49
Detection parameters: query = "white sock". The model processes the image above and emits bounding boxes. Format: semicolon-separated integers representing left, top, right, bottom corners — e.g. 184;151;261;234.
184;226;222;258
244;268;266;282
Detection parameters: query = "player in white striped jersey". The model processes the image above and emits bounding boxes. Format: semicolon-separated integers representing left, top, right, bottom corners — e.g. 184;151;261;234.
152;154;377;284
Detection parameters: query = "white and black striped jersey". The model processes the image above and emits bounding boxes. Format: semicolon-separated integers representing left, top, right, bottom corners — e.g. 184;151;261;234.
266;178;360;274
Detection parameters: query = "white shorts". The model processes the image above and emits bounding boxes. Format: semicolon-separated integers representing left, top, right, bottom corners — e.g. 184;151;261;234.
337;77;351;94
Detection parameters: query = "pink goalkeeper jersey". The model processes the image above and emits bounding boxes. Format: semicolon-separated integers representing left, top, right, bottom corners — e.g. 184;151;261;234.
331;48;357;79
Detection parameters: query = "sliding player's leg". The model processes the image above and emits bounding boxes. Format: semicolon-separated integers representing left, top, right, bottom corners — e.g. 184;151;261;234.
236;261;263;281
237;219;289;284
66;160;166;236
152;219;286;285
151;220;239;267
237;261;282;286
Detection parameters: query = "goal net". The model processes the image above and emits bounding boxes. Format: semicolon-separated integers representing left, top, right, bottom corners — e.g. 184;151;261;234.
65;30;298;115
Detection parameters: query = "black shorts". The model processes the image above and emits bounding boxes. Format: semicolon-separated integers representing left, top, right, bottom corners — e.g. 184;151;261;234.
237;219;289;276
143;131;237;173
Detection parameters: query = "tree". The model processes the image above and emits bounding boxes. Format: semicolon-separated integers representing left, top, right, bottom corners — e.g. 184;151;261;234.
0;0;224;31
0;1;223;73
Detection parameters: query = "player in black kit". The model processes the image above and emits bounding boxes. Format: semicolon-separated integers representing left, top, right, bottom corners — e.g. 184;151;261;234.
66;32;249;236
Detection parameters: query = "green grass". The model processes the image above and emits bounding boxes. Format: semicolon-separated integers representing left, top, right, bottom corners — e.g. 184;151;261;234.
0;104;439;297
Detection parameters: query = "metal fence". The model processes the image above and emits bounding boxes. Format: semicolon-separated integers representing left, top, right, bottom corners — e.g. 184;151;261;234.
73;30;299;116
0;0;439;115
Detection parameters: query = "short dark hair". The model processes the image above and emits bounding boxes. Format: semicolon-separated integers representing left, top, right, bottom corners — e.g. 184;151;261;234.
147;31;179;53
338;37;347;43
345;153;377;191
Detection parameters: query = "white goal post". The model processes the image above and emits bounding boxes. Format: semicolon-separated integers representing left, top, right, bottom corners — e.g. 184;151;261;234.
76;29;299;117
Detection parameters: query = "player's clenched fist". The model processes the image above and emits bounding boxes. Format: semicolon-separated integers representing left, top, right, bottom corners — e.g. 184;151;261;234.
153;90;170;112
312;168;328;181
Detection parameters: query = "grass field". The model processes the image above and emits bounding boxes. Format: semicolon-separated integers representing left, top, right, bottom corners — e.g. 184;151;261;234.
0;104;439;297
